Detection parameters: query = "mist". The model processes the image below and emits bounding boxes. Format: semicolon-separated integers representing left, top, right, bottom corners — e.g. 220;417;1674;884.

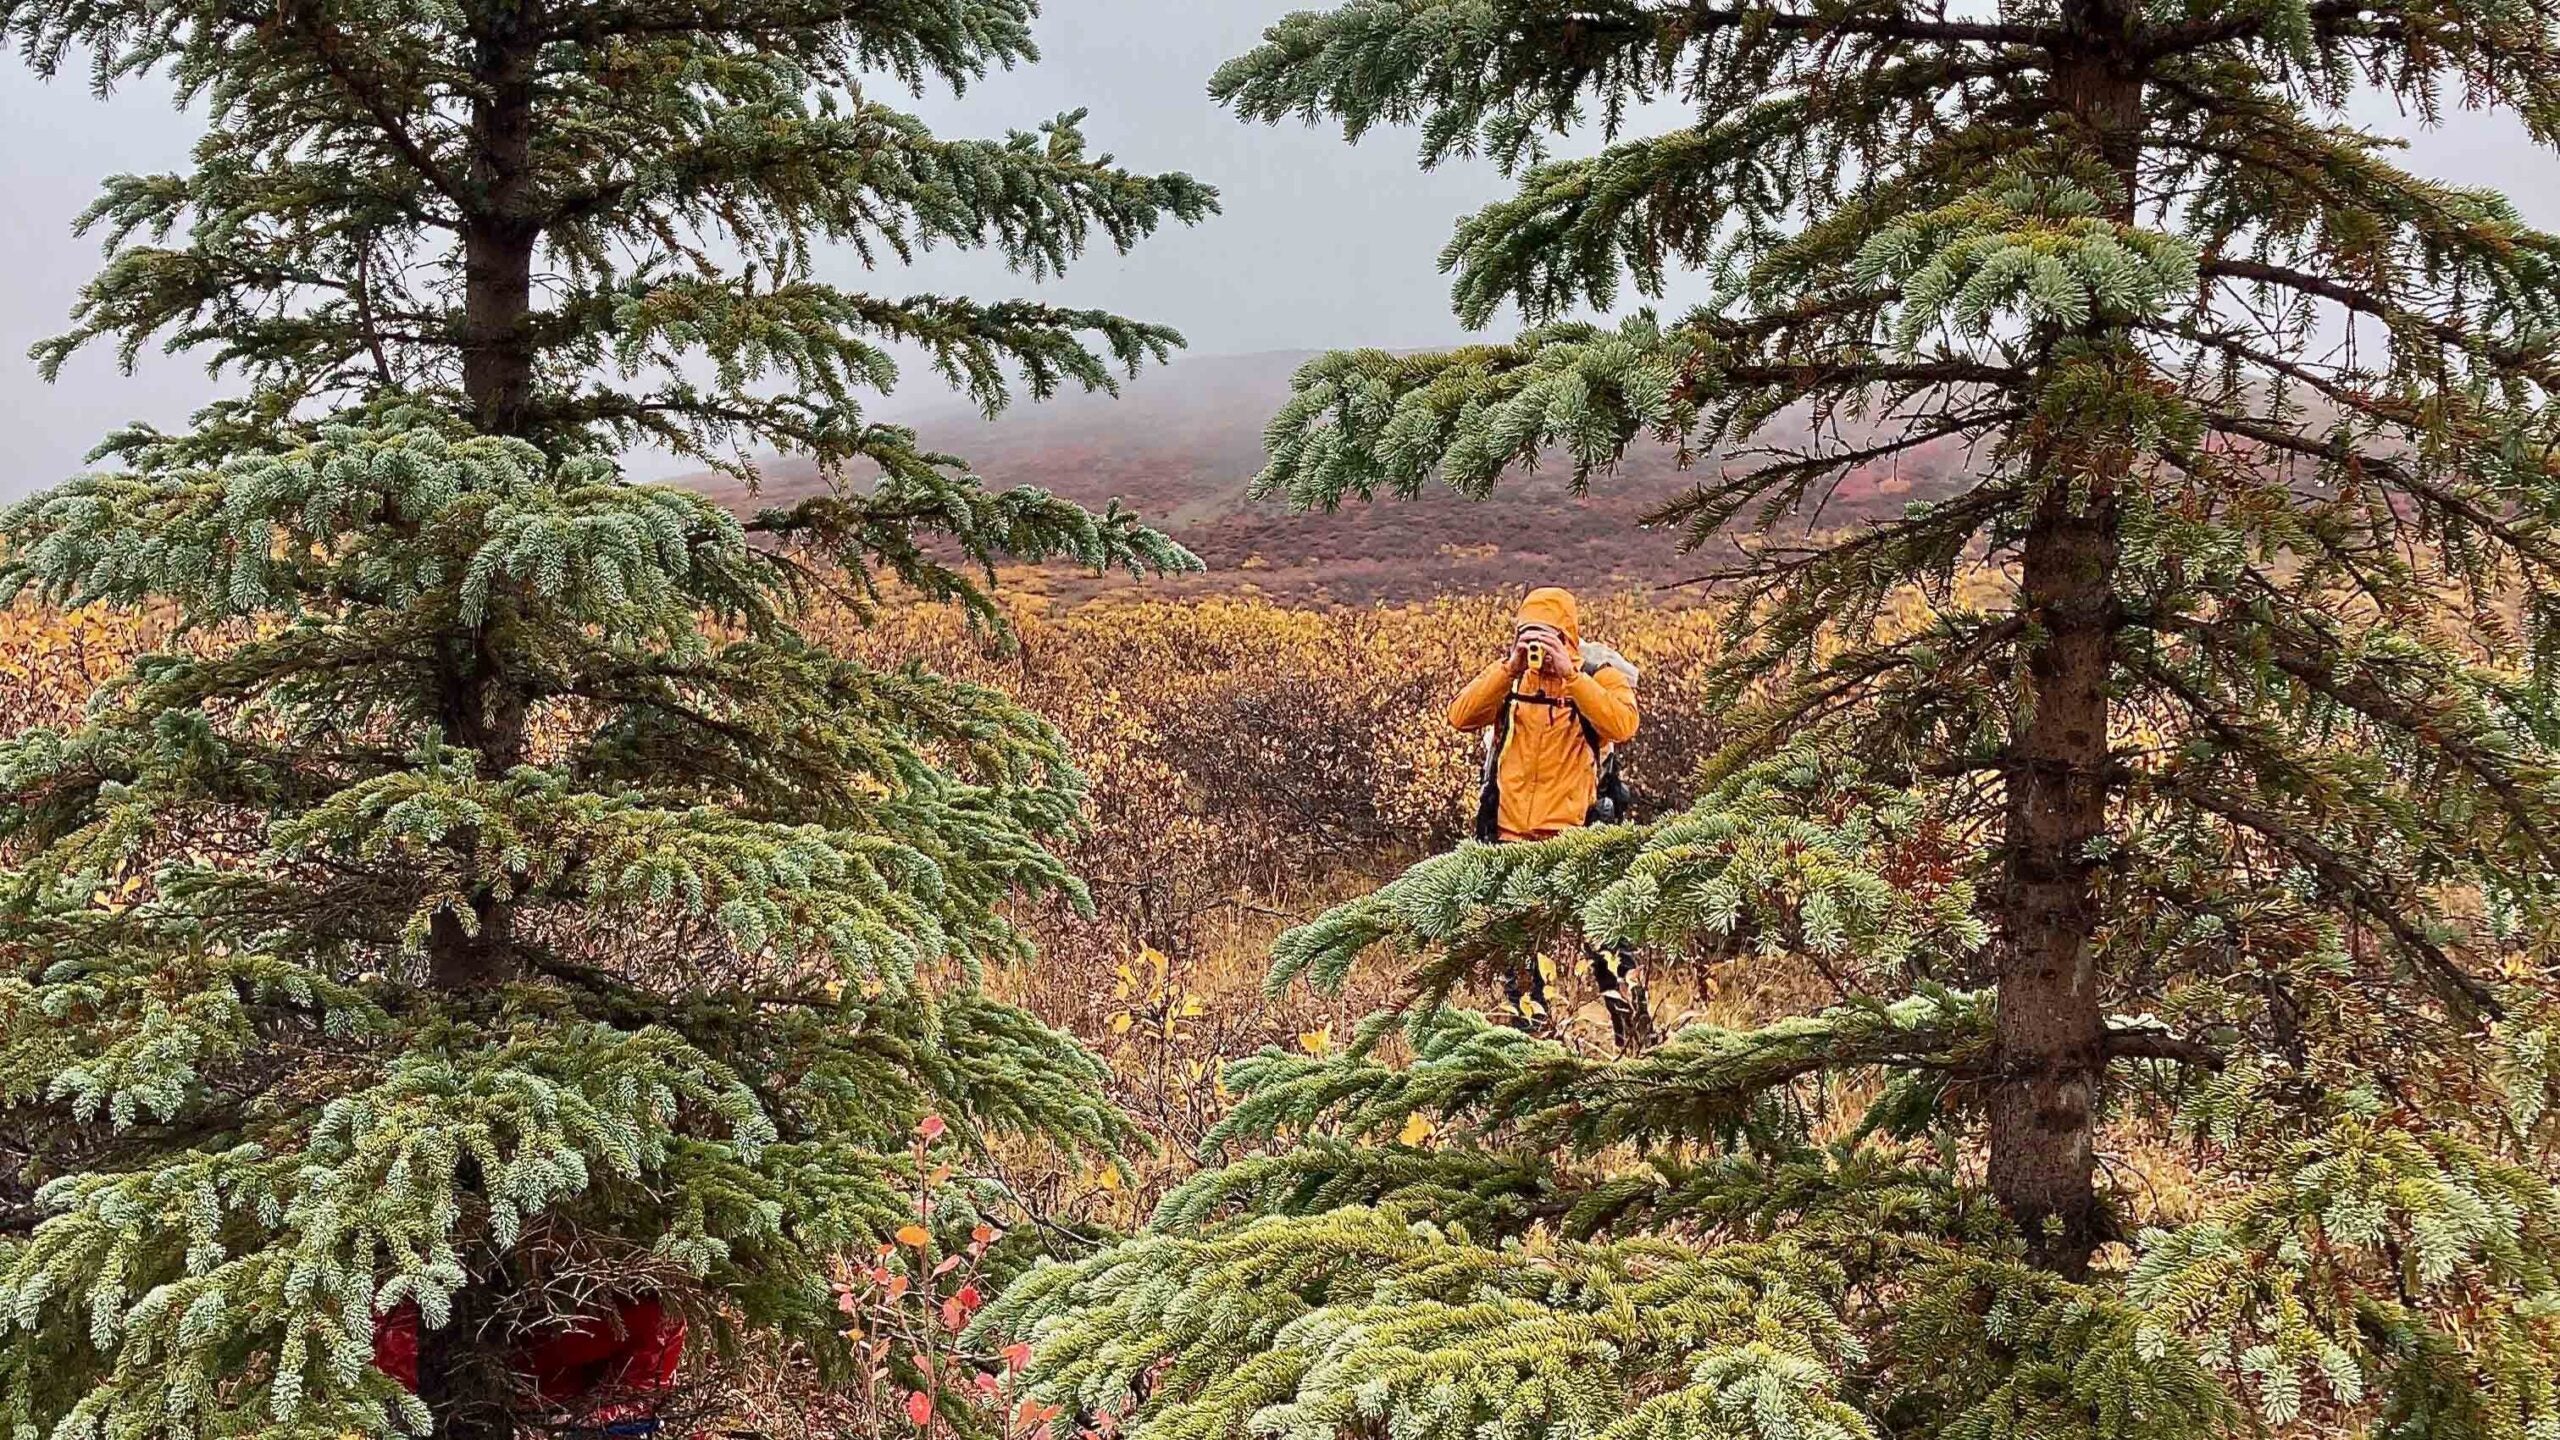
5;0;2559;499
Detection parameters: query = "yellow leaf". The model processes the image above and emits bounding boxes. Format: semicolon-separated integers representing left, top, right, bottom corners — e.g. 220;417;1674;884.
1095;1164;1122;1193
895;1225;931;1249
1143;945;1169;979
1535;952;1558;983
1298;1028;1332;1056
1107;1012;1134;1035
1398;1113;1434;1146
1176;994;1205;1018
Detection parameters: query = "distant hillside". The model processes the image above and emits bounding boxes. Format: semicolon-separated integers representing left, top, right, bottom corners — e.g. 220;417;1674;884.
678;350;1963;603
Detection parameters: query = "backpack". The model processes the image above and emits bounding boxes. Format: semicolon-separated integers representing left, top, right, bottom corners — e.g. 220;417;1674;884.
1472;642;1639;843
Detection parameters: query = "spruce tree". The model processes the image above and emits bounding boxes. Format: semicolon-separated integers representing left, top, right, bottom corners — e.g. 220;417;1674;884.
0;0;1210;1434
988;1;2560;1435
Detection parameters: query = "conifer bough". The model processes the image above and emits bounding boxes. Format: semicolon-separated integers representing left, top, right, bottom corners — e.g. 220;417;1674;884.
992;1;2560;1437
0;0;1211;1433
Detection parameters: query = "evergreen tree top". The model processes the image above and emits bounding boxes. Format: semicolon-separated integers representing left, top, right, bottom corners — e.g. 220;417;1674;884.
5;0;1217;479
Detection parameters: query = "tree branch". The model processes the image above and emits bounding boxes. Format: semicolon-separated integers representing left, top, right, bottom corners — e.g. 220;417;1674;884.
275;1;470;207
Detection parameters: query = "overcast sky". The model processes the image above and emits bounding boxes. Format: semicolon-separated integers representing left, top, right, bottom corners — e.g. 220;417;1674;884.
6;0;2560;498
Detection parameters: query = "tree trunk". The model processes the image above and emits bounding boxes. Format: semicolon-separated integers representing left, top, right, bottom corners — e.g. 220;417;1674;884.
460;15;539;439
417;1274;515;1440
426;20;541;1432
426;905;515;991
461;215;538;437
426;576;528;991
426;10;539;997
1992;473;2120;1276
1989;9;2143;1277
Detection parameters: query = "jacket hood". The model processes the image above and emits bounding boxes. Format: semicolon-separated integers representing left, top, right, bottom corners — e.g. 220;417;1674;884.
1517;587;1581;647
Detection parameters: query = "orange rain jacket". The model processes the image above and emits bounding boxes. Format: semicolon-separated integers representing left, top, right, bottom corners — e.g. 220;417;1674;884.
1449;587;1640;842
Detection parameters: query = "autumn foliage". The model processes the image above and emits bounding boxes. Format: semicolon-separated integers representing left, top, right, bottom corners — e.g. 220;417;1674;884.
0;586;1722;1205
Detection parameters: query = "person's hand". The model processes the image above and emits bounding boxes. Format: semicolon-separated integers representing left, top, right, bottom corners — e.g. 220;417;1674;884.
1509;628;1570;680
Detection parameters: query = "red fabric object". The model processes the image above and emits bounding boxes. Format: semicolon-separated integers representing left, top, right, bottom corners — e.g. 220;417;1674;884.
372;1301;421;1391
521;1295;686;1419
371;1294;684;1423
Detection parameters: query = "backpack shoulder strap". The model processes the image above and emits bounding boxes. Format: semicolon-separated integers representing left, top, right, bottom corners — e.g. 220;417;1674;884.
1504;685;1610;774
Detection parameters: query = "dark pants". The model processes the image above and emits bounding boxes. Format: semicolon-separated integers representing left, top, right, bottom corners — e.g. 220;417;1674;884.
1497;933;1656;1052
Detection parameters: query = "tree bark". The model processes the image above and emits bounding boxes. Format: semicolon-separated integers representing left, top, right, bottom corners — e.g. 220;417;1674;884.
417;1272;515;1440
461;215;538;437
426;5;540;998
460;11;539;439
1992;474;2120;1275
427;566;528;991
1988;3;2143;1277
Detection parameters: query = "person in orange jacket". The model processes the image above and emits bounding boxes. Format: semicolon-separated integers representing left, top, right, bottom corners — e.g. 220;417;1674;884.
1449;586;1640;840
1449;586;1653;1047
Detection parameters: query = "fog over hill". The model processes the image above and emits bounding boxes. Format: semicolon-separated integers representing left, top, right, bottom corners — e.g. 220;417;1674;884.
680;350;1963;603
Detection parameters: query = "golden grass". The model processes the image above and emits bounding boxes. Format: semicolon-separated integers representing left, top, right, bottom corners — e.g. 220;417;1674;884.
0;587;1739;1216
803;588;1733;1216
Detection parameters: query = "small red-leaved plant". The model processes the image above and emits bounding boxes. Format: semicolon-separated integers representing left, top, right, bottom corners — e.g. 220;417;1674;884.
833;1116;1074;1440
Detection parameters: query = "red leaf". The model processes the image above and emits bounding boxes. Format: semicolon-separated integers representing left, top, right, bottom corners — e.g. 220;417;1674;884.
1002;1342;1033;1373
916;1114;948;1142
905;1391;935;1427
